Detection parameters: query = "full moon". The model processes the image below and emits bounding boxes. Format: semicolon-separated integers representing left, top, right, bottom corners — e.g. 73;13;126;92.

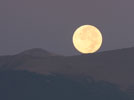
72;25;103;54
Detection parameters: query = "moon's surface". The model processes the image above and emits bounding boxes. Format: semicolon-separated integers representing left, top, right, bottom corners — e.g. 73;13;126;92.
72;25;103;54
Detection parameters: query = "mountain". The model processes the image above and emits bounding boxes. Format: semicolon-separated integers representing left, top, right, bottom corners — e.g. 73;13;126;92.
0;48;60;70
66;47;134;89
0;70;130;100
0;47;134;90
17;48;58;57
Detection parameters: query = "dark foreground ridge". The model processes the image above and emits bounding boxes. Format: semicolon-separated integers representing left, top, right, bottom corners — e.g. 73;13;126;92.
0;47;134;87
0;70;130;100
0;47;134;99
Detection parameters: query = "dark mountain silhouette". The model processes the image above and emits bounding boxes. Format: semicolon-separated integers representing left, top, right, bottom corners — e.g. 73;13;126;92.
18;48;58;57
0;47;134;90
0;70;130;100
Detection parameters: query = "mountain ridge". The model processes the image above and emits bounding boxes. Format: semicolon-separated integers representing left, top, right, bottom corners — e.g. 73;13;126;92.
16;48;59;57
0;47;134;89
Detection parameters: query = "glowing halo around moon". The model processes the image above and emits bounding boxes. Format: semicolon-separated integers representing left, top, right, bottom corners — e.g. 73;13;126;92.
72;25;103;54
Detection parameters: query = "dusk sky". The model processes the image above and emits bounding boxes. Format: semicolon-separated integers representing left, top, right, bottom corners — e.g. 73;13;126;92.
0;0;134;56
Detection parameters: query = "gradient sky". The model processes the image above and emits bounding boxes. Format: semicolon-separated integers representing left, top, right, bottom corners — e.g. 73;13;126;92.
0;0;134;56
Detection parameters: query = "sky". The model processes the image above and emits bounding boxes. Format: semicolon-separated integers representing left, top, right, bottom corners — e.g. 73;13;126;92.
0;0;134;56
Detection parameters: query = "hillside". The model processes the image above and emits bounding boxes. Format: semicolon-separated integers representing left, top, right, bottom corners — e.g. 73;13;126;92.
0;70;130;100
0;47;134;89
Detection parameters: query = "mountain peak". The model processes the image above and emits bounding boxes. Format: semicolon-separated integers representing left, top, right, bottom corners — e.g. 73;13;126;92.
17;48;57;57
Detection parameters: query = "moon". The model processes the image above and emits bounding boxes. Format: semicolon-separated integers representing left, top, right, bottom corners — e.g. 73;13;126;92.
72;25;103;54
